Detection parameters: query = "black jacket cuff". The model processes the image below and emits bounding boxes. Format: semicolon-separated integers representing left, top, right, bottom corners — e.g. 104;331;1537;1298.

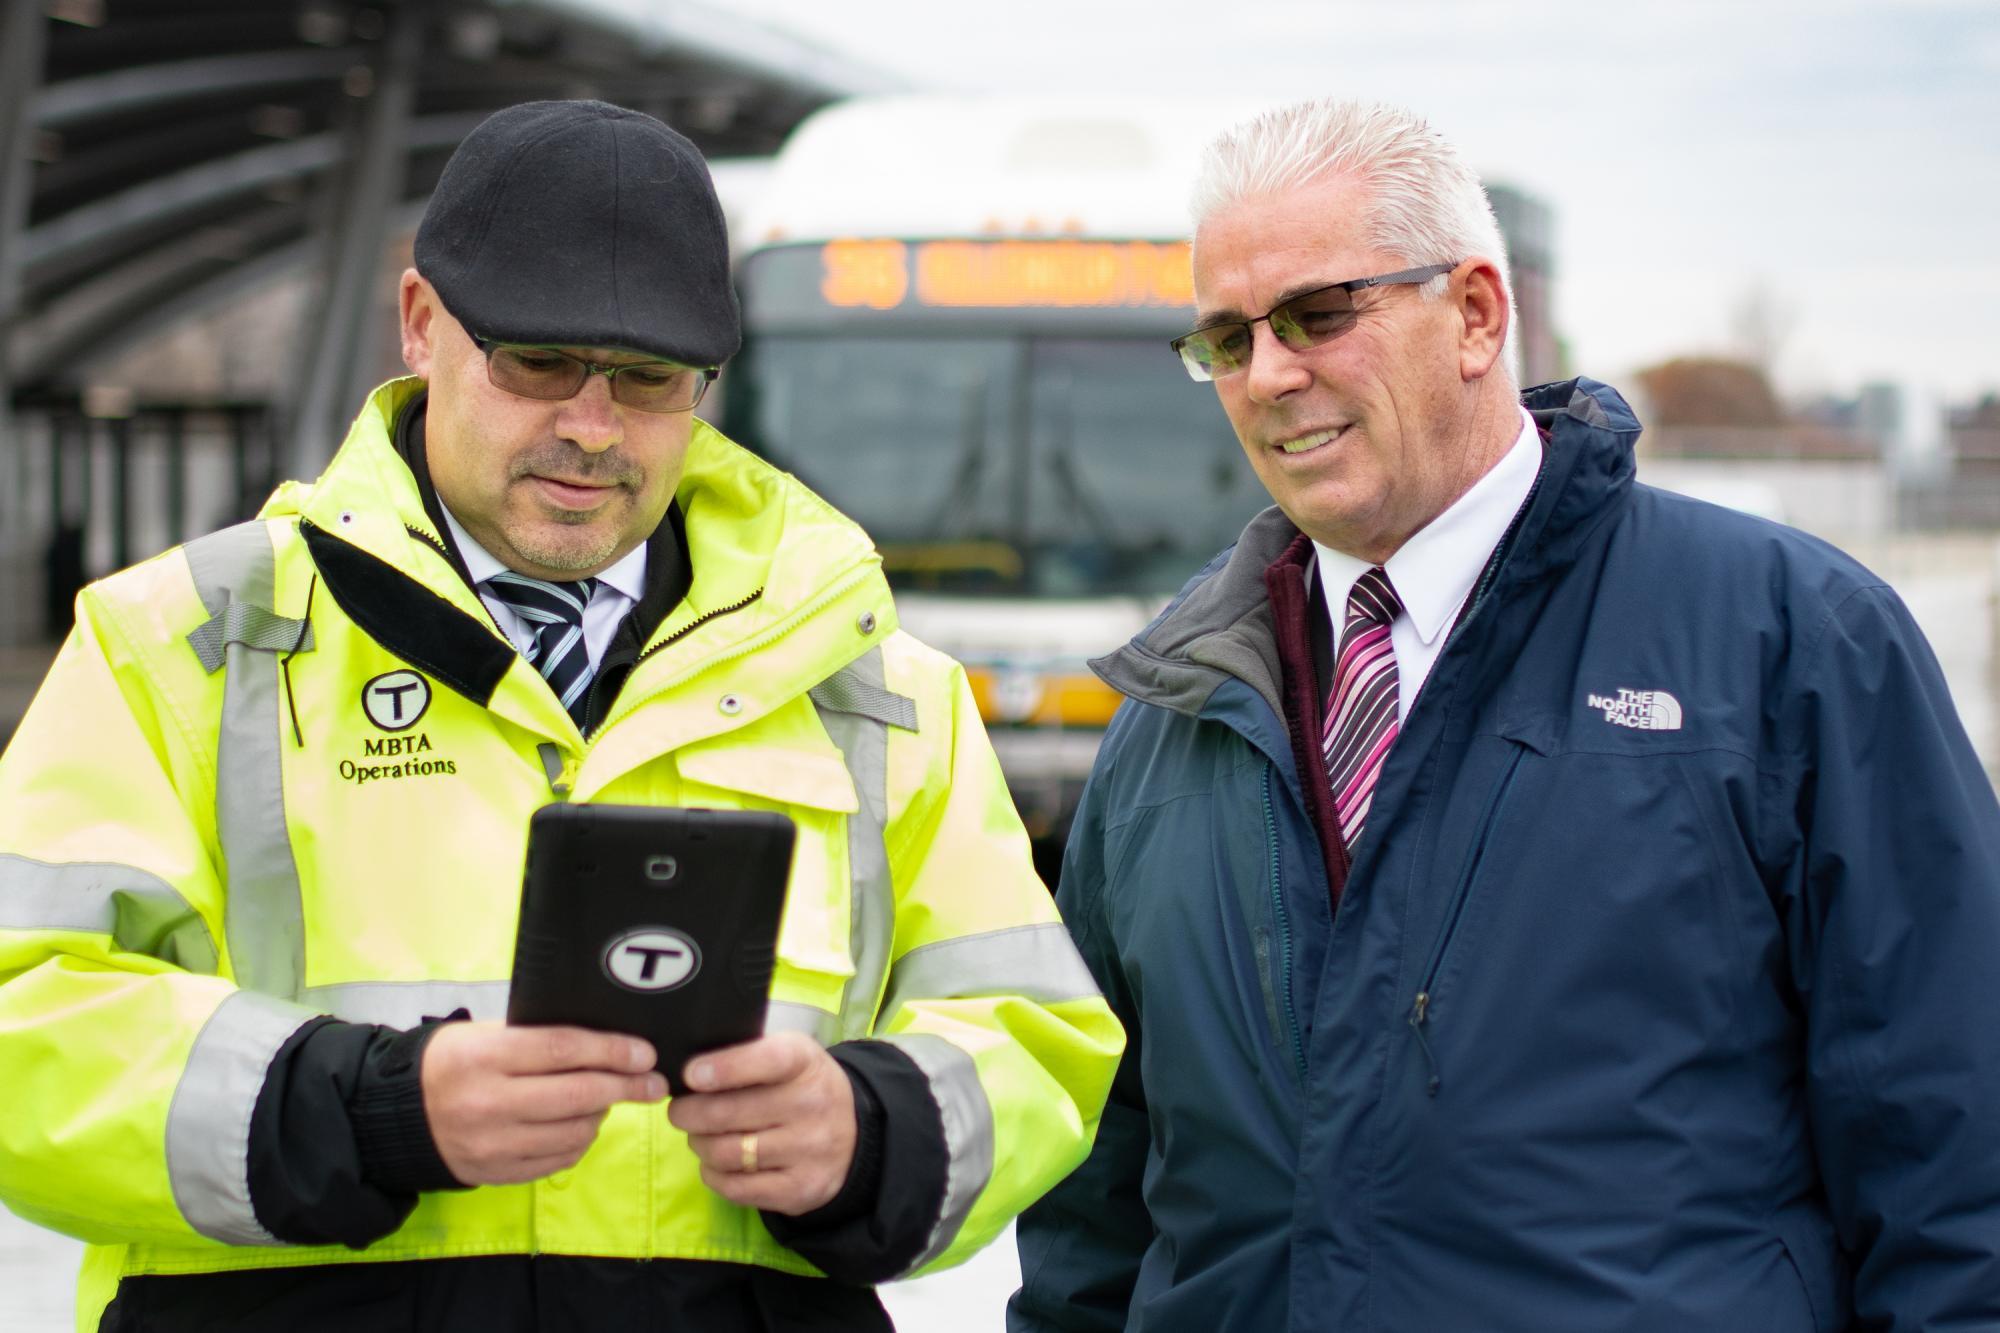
762;1039;950;1284
350;1014;466;1194
247;1013;469;1250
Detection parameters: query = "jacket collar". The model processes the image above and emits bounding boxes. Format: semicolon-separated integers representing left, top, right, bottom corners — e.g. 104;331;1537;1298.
1094;378;1641;720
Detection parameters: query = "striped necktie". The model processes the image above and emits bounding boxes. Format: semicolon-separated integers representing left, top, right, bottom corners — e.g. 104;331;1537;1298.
484;572;599;728
1324;566;1403;850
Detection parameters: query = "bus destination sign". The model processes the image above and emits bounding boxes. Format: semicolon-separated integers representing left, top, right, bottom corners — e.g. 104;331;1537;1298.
819;238;1193;312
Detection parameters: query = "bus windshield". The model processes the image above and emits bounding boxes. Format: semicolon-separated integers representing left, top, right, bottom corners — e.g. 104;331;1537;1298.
723;334;1266;598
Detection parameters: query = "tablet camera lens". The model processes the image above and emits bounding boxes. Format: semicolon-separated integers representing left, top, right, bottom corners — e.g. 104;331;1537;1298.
645;854;679;882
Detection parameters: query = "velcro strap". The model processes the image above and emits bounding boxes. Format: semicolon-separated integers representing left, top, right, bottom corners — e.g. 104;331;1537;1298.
809;667;919;733
186;603;315;674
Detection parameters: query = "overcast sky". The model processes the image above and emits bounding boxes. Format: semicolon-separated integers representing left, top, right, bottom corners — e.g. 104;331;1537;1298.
636;0;1998;403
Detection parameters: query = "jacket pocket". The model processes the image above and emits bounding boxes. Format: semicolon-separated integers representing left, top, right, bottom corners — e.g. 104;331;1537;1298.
673;739;860;990
675;744;859;815
1771;1208;1847;1333
1405;745;1525;1095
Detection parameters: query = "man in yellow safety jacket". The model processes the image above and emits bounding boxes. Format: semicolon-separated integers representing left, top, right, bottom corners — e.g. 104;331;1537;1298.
0;100;1121;1333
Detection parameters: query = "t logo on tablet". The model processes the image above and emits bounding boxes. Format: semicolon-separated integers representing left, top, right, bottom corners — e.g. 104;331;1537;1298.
603;928;702;992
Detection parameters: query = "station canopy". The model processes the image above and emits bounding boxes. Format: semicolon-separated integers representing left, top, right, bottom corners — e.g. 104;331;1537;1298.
2;0;897;404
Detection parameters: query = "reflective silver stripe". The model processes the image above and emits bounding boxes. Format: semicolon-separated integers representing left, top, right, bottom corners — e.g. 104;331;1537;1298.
809;664;919;734
0;853;220;973
185;521;308;999
300;979;509;1026
810;648;897;1038
764;999;841;1046
165;988;319;1246
186;602;314;675
879;922;1099;1027
885;1032;994;1274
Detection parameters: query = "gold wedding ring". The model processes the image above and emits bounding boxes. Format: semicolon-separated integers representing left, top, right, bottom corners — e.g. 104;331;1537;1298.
740;1132;759;1173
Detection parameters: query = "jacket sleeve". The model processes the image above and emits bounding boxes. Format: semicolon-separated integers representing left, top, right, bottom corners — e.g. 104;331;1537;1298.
1784;585;2000;1328
1009;729;1153;1332
0;579;330;1248
0;573;464;1253
858;644;1125;1278
245;1014;466;1248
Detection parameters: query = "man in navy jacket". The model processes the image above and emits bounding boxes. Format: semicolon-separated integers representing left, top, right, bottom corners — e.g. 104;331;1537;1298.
1011;97;2000;1332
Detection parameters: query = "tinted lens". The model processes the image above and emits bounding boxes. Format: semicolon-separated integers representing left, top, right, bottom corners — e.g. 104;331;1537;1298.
486;346;586;400
609;364;707;412
1173;324;1253;382
1269;287;1359;349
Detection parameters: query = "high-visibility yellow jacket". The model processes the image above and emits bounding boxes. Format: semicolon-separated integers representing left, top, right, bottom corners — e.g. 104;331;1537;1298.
0;378;1122;1330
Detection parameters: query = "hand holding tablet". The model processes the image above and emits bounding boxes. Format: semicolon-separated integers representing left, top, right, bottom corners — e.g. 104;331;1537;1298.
506;804;797;1095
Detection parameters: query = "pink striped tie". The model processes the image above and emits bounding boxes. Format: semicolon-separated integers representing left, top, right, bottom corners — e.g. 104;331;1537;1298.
1324;567;1403;850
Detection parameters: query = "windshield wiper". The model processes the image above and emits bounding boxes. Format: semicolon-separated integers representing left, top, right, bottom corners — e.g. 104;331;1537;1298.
924;376;993;541
1041;371;1126;557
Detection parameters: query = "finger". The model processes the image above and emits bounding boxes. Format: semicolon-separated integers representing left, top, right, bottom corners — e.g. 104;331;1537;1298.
446;1114;605;1181
499;1025;657;1076
681;1129;751;1176
682;1120;822;1177
681;1033;814;1094
512;1070;667;1123
666;1083;792;1138
471;1148;595;1187
698;1163;835;1215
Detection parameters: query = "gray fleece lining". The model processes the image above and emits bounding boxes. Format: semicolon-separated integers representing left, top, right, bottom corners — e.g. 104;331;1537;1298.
1091;506;1300;718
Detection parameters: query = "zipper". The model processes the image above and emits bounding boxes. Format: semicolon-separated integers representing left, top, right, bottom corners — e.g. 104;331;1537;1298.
406;523;451;561
635;587;765;664
1444;468;1544;648
604;564;875;731
1406;747;1525;1096
1263;765;1308;1084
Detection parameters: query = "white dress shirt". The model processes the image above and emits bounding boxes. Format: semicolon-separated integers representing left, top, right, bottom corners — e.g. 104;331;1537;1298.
441;504;645;673
1314;409;1541;721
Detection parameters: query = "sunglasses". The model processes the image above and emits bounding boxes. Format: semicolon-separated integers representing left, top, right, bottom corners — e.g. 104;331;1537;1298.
1171;262;1459;382
471;336;717;413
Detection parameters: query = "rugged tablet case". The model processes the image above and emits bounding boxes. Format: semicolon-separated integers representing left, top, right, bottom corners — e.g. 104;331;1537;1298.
506;803;797;1095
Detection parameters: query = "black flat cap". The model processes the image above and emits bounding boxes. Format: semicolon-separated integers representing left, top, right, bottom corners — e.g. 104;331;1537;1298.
414;100;740;367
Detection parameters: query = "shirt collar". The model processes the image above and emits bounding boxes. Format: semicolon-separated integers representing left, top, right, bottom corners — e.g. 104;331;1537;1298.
440;502;648;603
1313;408;1541;646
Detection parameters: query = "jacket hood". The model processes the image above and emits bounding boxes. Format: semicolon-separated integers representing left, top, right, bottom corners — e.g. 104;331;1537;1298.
1093;378;1641;718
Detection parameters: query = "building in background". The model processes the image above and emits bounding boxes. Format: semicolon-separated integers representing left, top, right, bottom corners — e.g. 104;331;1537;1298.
1485;183;1561;387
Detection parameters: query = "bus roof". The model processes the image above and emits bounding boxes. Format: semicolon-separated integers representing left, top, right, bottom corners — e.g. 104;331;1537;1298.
743;96;1270;246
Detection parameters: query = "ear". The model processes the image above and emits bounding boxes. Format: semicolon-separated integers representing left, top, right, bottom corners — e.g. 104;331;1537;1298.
1454;257;1509;382
399;269;437;379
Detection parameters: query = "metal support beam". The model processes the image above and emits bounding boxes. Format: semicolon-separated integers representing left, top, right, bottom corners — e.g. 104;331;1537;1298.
286;1;426;477
0;0;49;643
45;413;83;637
32;48;359;129
18;113;479;278
164;408;186;544
107;413;132;571
14;199;429;390
0;0;44;334
230;406;250;519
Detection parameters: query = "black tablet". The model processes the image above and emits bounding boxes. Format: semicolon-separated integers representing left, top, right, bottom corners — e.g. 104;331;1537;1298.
506;803;797;1094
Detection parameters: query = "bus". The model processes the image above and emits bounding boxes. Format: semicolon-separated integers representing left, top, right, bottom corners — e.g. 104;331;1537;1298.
719;98;1268;862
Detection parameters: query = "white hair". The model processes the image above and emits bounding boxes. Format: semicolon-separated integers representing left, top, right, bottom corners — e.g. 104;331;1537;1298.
1192;99;1517;372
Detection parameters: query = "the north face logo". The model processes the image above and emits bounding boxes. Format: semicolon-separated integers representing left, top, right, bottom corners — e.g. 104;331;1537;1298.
1586;688;1683;731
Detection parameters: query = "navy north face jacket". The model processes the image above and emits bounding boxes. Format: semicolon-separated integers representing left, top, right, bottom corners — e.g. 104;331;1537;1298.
1011;379;2000;1332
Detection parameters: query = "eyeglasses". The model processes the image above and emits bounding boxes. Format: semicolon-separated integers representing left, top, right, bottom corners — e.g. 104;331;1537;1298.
471;336;717;413
1170;262;1459;382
